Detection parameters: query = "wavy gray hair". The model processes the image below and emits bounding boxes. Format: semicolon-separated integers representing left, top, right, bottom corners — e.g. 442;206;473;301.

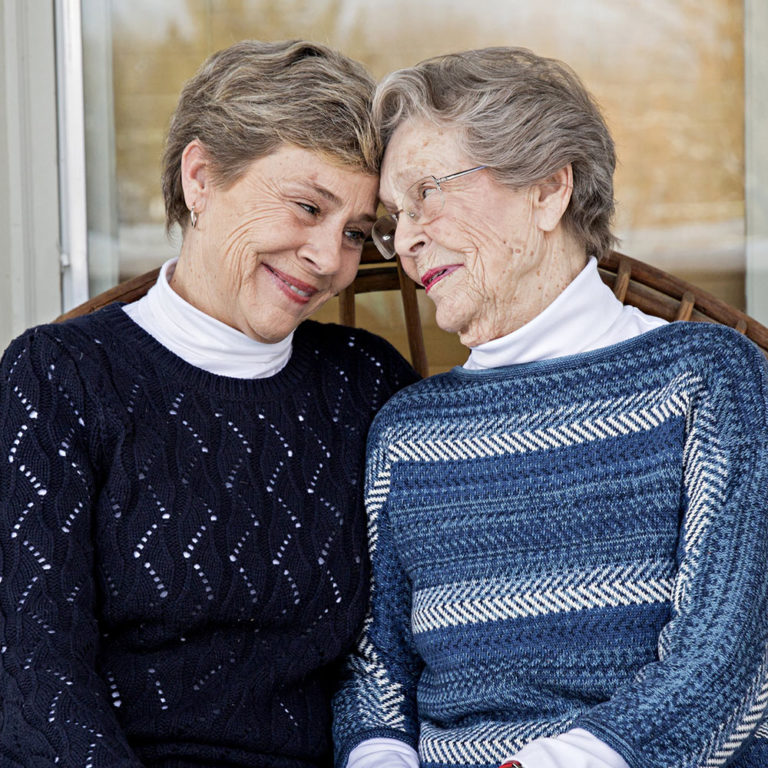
163;39;380;232
372;47;617;260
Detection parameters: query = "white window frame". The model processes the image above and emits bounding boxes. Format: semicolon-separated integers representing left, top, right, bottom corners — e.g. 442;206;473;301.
0;0;62;349
745;0;768;324
56;0;90;311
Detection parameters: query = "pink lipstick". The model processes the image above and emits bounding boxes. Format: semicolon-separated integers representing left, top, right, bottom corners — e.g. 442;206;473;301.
265;265;317;304
421;265;462;293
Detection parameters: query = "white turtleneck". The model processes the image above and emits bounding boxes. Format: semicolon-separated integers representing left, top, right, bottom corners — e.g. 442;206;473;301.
123;258;293;379
349;258;666;768
464;257;667;369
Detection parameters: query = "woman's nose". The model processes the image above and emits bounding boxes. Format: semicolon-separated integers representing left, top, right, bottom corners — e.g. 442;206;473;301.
393;213;427;259
297;226;344;274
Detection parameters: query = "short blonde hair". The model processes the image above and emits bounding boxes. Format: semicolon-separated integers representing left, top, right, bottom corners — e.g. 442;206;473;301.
373;47;617;260
162;39;380;231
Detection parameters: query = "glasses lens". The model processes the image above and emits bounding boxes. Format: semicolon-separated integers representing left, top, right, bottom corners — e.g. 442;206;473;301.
404;177;443;223
372;214;398;259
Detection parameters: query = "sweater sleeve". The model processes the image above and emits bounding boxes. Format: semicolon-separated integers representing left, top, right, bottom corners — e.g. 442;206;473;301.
574;333;768;767
0;330;143;766
333;407;423;767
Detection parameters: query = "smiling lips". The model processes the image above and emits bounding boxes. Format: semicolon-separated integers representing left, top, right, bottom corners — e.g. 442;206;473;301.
421;265;462;293
266;265;318;304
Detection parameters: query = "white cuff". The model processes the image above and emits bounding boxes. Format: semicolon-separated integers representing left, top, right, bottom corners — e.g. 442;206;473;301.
505;728;629;768
346;737;420;768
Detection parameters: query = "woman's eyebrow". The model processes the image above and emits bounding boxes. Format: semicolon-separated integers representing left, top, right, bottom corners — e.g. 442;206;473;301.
305;182;376;222
306;182;342;206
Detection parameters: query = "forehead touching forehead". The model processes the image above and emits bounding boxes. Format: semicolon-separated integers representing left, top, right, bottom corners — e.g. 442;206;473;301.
280;147;378;217
380;118;470;205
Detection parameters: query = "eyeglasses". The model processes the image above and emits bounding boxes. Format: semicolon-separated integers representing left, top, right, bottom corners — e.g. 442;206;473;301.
371;165;487;260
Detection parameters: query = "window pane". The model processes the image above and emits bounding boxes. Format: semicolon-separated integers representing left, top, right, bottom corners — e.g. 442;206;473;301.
81;0;748;369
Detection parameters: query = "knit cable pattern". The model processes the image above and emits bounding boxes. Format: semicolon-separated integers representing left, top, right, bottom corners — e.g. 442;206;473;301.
0;305;418;768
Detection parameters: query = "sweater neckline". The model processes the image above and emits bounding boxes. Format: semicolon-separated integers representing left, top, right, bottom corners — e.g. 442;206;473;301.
449;321;691;381
123;258;294;379
96;303;323;400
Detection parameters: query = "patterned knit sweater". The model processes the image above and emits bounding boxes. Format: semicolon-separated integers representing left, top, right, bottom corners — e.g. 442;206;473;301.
333;322;768;768
0;305;418;768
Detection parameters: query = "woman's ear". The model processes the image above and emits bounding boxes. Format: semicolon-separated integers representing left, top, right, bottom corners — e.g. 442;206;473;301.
533;164;573;232
181;139;211;213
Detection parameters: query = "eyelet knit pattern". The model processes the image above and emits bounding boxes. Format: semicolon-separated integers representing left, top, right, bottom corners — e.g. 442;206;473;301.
0;305;418;768
333;322;768;768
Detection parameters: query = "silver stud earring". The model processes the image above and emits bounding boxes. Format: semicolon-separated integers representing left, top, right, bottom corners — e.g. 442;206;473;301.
190;205;199;229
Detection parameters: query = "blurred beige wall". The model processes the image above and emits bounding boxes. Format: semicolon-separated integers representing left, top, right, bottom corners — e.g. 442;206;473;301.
106;0;745;372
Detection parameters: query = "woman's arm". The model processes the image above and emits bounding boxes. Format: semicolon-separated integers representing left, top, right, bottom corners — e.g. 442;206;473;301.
0;330;142;766
333;412;424;768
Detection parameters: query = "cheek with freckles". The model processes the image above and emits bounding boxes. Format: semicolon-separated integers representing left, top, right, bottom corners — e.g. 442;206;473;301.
425;205;548;343
431;210;537;296
219;203;294;276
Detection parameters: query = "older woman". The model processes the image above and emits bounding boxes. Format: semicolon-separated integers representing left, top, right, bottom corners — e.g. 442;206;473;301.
333;48;768;768
0;40;417;767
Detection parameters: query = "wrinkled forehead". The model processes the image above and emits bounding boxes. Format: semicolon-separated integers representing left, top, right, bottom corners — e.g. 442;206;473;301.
379;118;471;206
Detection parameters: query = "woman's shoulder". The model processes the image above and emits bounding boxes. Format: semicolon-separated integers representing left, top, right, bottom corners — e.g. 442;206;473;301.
638;321;767;392
3;310;109;378
1;305;153;414
5;304;132;353
655;319;765;358
659;321;768;419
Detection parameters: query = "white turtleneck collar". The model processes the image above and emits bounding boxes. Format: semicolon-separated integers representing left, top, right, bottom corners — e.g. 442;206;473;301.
464;257;667;370
123;258;293;379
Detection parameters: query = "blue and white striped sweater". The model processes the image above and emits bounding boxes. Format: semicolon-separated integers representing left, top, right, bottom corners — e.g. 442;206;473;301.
333;322;768;768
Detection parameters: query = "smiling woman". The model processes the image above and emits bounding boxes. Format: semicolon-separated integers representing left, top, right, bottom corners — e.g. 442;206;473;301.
333;46;768;768
0;39;418;768
378;117;586;345
170;142;378;343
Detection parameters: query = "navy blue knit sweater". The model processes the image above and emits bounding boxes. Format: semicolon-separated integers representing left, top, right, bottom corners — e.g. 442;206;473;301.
333;322;768;768
0;305;418;768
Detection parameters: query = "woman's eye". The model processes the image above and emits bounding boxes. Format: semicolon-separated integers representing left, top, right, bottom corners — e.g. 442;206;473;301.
298;202;320;216
414;181;438;201
344;228;367;246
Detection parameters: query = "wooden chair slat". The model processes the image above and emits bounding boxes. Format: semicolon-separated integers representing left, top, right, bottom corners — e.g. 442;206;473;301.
338;285;356;327
396;257;428;377
675;291;696;322
612;258;632;302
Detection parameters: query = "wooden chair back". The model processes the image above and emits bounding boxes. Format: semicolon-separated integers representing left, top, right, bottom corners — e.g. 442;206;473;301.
55;247;768;370
599;251;768;355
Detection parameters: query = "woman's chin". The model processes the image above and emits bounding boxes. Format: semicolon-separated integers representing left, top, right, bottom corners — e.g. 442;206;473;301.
433;298;469;336
433;310;459;337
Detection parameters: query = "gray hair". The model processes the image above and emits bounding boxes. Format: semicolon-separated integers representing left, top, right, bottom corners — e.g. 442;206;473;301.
372;47;617;260
162;39;380;232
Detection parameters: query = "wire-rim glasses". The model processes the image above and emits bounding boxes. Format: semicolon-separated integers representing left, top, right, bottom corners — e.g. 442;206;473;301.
371;165;487;260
